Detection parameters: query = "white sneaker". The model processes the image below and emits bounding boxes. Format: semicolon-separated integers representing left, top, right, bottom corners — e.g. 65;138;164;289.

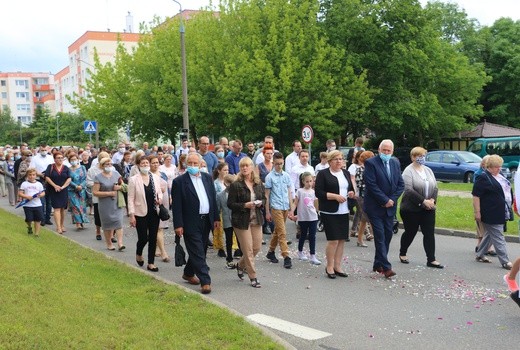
297;251;309;261
309;255;321;265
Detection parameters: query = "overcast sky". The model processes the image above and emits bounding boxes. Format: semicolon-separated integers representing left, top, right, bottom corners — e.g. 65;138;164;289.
1;0;518;74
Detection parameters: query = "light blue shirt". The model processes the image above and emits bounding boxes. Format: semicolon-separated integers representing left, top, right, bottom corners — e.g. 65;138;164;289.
265;170;292;210
189;173;210;214
201;151;218;172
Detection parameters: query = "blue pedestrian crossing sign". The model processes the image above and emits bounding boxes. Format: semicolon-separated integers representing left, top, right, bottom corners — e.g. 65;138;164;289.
84;121;97;134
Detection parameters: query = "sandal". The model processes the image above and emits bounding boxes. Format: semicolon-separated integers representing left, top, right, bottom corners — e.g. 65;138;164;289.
476;256;492;263
502;262;513;270
162;256;171;263
366;234;374;241
250;278;261;288
236;264;244;280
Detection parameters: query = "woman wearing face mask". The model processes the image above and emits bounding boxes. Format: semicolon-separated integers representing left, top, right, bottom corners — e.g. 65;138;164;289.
68;152;90;229
93;157;125;250
128;156;163;271
16;150;33;188
214;145;226;164
150;155;171;262
398;147;443;268
87;151;110;239
45;152;72;234
2;152;16;206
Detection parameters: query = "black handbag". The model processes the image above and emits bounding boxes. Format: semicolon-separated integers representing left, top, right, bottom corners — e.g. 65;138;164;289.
159;204;170;221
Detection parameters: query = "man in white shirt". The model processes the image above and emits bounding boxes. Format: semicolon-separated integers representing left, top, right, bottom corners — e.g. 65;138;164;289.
284;140;302;173
29;144;54;225
290;149;315;192
176;139;190;159
111;142;126;164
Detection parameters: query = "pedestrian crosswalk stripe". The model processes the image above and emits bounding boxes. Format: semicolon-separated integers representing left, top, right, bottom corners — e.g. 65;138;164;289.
247;313;332;340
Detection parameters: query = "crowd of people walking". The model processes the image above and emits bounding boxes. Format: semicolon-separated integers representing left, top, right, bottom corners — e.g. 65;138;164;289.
0;135;518;305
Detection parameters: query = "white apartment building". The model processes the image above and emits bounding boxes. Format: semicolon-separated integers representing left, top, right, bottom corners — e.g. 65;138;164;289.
54;31;141;114
0;72;55;125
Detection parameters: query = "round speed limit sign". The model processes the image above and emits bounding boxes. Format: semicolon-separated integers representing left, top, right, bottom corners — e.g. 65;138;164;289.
301;125;314;144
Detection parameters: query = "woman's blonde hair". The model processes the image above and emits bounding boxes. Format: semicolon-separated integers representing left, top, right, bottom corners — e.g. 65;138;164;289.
237;157;261;184
486;154;503;168
327;150;343;163
410;147;427;159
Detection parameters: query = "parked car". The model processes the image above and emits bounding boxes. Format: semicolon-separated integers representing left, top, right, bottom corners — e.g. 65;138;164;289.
425;150;482;183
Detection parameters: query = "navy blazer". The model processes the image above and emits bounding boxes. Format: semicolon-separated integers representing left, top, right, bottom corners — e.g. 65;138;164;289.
363;156;404;217
472;170;508;225
171;172;220;232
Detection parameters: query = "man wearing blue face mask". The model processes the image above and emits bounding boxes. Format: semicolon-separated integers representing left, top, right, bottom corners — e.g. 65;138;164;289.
172;153;220;295
363;139;404;278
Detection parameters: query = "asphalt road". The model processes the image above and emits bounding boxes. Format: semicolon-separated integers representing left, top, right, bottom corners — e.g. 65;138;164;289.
3;198;520;350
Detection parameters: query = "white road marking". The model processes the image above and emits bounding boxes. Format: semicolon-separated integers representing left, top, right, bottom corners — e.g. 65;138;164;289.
247;313;332;340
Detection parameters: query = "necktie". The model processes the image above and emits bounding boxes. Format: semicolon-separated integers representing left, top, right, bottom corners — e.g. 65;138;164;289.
385;160;391;178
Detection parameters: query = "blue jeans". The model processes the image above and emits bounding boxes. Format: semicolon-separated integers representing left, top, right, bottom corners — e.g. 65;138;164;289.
368;214;394;271
298;221;318;255
41;186;52;222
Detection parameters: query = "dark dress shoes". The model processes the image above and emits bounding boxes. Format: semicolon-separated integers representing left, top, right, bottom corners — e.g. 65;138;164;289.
384;269;396;278
333;270;349;277
201;284;211;294
182;274;200;285
325;269;336;279
427;261;444;269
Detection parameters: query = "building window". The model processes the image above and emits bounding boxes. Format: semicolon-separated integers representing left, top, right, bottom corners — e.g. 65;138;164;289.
1;92;6;99
16;92;28;99
1;80;5;86
17;104;31;112
33;78;49;85
18;116;32;124
15;80;28;88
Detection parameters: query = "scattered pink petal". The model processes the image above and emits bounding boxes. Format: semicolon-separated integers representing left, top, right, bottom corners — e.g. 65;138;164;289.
467;321;473;325
437;317;443;320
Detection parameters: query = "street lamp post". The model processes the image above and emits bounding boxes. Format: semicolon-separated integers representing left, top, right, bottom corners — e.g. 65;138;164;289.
18;118;23;144
56;115;60;144
172;0;189;136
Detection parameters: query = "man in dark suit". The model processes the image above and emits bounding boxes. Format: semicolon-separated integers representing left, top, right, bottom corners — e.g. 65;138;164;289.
172;153;220;294
363;139;404;278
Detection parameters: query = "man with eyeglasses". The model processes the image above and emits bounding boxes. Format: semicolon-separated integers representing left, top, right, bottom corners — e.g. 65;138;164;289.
363;139;404;278
265;152;293;268
198;136;218;173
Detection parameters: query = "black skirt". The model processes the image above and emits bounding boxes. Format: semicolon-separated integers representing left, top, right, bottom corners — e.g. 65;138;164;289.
321;213;349;241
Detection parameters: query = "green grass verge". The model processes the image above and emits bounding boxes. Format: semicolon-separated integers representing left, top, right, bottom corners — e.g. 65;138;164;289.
436;182;474;192
0;209;283;350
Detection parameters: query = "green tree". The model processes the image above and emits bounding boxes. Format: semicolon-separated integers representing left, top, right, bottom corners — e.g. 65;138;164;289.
478;18;520;127
204;0;371;149
320;0;488;146
29;106;53;145
73;1;370;149
72;33;183;144
0;107;19;144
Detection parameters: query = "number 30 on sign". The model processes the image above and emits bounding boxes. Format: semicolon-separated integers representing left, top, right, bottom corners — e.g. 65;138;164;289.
301;125;314;144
